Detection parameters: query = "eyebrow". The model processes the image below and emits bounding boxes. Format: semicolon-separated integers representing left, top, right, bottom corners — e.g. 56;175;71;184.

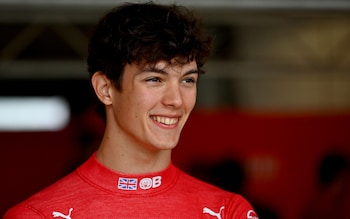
142;66;199;76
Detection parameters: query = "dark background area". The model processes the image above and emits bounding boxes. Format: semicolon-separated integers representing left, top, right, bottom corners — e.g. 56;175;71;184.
1;1;350;219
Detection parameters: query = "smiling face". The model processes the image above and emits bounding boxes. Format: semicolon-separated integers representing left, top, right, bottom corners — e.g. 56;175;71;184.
107;59;198;152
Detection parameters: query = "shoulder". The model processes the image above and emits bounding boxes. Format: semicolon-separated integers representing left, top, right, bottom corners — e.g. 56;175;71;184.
171;166;245;198
175;168;259;219
4;170;81;218
4;204;44;219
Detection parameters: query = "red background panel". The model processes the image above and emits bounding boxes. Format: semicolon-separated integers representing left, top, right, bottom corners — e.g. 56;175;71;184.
1;109;350;219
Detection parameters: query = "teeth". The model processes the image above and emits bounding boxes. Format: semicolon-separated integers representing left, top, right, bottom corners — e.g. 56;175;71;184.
152;116;178;125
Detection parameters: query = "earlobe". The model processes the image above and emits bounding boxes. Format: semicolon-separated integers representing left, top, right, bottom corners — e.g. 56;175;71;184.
91;71;113;105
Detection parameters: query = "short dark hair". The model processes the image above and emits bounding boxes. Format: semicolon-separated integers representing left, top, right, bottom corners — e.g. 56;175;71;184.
87;2;213;119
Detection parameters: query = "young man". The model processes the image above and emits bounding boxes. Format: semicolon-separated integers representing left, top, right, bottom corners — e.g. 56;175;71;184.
5;2;258;218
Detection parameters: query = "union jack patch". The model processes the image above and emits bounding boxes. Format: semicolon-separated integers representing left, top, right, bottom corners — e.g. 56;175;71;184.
118;177;138;191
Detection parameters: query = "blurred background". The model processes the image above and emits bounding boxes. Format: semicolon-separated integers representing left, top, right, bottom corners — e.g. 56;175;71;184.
1;0;350;218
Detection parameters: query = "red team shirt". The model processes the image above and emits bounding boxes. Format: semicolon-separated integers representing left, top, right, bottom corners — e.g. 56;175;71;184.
5;153;258;219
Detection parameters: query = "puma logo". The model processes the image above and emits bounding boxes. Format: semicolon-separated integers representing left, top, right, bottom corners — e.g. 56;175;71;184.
52;208;73;219
203;206;224;219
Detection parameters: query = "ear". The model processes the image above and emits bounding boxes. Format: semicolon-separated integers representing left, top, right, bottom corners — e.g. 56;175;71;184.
91;71;113;105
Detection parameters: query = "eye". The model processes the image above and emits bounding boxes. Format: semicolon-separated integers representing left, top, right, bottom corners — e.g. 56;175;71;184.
182;76;197;86
183;78;196;84
145;77;162;83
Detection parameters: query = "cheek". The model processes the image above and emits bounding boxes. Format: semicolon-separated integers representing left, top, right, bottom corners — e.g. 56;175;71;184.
184;90;197;110
131;91;157;113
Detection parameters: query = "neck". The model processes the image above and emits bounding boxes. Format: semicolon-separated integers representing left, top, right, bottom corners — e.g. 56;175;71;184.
96;135;172;174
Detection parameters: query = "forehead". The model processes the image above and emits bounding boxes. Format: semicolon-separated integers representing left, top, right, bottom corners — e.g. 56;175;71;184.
140;59;198;73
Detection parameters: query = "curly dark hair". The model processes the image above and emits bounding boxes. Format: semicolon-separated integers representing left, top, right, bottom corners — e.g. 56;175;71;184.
87;2;213;119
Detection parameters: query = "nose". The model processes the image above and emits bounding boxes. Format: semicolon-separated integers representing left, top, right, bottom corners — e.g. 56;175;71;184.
162;82;183;108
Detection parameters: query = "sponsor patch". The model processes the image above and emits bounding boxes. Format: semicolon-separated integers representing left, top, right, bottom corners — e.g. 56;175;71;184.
117;176;162;191
247;210;259;219
118;177;138;191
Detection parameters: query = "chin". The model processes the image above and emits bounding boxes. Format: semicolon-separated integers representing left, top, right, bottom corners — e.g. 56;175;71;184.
153;140;178;150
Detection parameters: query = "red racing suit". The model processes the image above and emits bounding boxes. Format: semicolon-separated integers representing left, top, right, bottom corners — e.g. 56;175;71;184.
4;153;258;219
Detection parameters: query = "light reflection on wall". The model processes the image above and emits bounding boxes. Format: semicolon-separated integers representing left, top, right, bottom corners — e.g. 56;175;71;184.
0;96;70;131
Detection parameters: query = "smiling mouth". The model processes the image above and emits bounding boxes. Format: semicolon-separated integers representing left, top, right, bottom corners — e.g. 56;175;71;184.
151;116;179;125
